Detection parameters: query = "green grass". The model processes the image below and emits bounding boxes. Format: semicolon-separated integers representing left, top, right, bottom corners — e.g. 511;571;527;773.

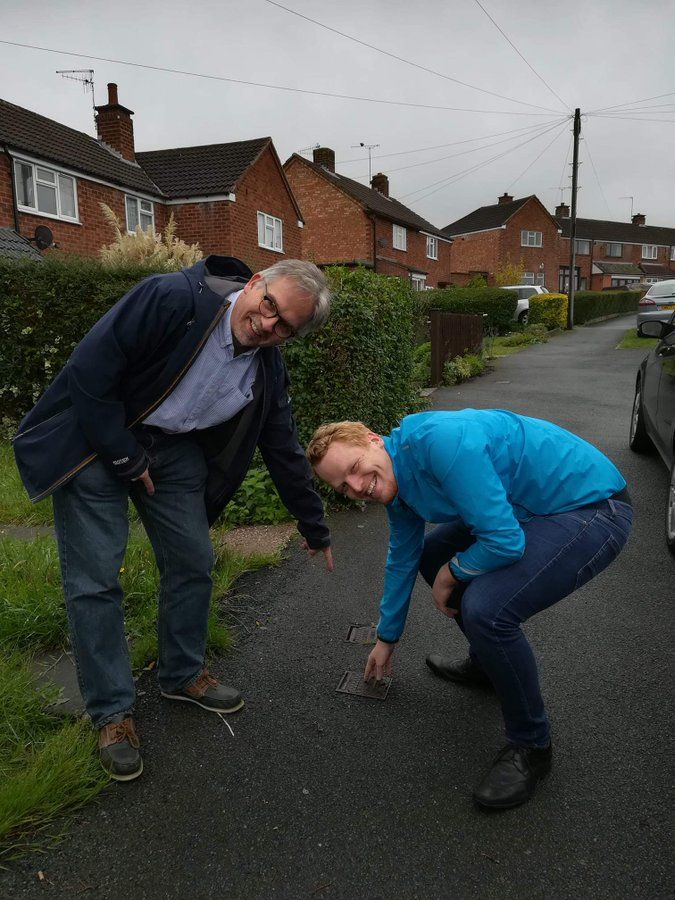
0;443;53;527
616;328;659;350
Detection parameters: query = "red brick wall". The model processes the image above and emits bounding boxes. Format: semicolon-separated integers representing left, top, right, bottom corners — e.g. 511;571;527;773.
501;202;560;290
284;158;372;264
373;218;451;288
449;229;502;282
164;200;232;256
559;236;675;290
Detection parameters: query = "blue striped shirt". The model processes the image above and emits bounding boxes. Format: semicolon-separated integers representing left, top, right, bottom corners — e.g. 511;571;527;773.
144;290;259;432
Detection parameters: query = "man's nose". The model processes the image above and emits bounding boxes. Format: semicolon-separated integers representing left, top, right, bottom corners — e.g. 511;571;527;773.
346;474;365;495
259;315;277;333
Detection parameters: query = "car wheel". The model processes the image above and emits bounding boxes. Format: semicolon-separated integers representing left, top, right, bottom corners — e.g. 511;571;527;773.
518;311;529;326
667;460;675;557
629;378;654;453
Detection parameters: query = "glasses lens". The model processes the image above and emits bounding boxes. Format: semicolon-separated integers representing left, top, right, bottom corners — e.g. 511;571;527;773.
274;322;294;339
260;294;276;317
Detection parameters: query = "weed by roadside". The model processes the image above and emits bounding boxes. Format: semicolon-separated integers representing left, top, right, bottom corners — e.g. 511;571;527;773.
615;329;659;350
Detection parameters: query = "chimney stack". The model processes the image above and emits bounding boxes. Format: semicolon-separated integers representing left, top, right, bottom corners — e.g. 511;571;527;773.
632;213;646;226
95;83;135;161
498;192;514;205
555;202;570;218
371;172;389;197
313;147;335;172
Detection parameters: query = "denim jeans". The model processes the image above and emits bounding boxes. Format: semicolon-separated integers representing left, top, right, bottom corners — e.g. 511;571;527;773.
419;498;633;748
52;433;214;728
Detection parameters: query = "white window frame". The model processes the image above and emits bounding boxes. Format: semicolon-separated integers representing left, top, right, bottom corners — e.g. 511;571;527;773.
642;244;657;259
575;239;590;255
535;272;545;286
411;274;427;291
606;242;622;257
520;230;542;248
426;235;438;260
13;158;79;223
257;211;284;253
125;195;155;234
522;272;535;285
392;224;407;252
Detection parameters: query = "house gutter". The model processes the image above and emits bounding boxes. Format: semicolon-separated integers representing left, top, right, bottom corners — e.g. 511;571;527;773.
3;148;22;234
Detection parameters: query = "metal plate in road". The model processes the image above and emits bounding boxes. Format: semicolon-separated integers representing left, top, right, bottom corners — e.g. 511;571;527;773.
345;624;378;644
335;671;392;700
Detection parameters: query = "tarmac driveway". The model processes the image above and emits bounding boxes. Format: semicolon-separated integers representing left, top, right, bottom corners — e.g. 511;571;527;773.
2;316;672;899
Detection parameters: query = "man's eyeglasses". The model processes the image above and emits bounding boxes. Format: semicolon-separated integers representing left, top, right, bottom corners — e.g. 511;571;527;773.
259;289;296;339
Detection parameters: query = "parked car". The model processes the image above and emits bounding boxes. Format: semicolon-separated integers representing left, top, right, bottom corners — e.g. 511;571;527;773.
629;311;675;555
500;284;549;325
636;279;675;331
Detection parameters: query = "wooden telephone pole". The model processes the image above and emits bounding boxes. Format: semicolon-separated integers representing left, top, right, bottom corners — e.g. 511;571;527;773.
566;108;581;329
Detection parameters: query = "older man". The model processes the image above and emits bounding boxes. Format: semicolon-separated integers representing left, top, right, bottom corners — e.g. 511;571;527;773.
14;255;333;780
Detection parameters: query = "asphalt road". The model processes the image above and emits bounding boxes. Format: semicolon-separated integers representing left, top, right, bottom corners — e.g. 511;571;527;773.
3;316;673;899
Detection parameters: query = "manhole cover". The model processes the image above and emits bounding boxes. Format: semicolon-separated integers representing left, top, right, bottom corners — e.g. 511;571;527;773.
335;671;391;700
345;624;378;644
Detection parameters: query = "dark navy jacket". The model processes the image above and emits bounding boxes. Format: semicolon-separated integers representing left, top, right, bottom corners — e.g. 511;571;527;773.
13;256;330;548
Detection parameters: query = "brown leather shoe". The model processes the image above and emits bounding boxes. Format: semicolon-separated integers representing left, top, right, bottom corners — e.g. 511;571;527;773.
98;715;143;781
161;669;244;714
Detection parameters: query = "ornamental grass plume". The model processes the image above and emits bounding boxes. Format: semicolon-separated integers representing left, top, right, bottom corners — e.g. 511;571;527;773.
98;203;203;271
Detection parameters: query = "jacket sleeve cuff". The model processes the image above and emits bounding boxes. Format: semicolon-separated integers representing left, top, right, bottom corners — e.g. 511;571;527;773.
376;634;399;645
110;447;148;481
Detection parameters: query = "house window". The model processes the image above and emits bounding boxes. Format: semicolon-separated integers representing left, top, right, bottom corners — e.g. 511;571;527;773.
426;236;438;260
521;230;542;248
257;212;283;252
14;159;78;221
611;277;640;288
670;246;675;261
411;274;427;291
575;239;590;255
607;243;622;257
642;244;657;259
125;196;154;233
393;224;407;251
522;272;535;284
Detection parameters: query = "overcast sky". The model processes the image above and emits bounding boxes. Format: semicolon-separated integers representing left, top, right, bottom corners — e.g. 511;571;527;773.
2;0;674;228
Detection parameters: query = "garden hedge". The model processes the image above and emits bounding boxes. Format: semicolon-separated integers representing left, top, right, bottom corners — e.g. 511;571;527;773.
572;290;641;325
422;287;518;334
0;258;420;442
528;292;568;330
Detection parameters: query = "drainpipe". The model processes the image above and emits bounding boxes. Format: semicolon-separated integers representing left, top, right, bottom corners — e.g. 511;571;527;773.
4;149;21;234
369;213;378;273
588;236;594;291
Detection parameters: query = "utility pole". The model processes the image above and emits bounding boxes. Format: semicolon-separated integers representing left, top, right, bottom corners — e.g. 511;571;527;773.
566;108;581;330
351;142;379;182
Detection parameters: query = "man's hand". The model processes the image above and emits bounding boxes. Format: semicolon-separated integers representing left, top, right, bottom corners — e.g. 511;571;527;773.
133;467;155;496
364;639;395;682
301;540;334;572
432;564;459;618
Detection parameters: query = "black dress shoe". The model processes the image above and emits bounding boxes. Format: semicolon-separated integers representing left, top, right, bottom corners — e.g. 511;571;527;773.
473;743;552;809
425;654;494;689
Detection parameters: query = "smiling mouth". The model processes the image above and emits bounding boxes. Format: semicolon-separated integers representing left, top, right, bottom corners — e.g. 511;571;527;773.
249;318;261;338
366;476;377;498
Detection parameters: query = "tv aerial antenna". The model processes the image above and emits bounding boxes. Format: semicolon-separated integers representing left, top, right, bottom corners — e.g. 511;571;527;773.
297;143;320;156
56;69;96;126
351;142;380;182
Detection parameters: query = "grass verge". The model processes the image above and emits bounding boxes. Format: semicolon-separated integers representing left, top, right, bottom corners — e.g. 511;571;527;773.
616;329;659;350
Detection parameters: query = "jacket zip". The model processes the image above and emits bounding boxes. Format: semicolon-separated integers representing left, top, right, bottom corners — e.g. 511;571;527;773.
29;301;229;502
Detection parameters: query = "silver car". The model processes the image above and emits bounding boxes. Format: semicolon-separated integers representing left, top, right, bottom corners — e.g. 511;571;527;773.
500;285;549;325
636;279;675;330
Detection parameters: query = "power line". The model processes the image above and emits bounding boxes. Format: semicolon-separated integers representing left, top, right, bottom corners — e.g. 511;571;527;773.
588;91;675;114
0;38;560;117
557;129;573;198
471;0;570;112
508;121;569;190
336;121;566;164
582;128;612;217
401;118;569;203
587;114;675;124
262;0;561;114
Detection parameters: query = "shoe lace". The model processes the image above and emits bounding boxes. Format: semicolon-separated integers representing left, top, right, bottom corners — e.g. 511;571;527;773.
107;719;140;750
193;670;219;692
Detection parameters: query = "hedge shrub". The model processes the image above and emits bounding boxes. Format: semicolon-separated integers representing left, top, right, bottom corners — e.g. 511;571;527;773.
572;291;641;325
283;266;421;444
422;287;518;334
528;292;568;330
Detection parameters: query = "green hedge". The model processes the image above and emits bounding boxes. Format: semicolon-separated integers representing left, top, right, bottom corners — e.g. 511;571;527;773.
283;266;421;444
0;259;420;443
422;287;518;333
572;291;641;325
528;292;568;330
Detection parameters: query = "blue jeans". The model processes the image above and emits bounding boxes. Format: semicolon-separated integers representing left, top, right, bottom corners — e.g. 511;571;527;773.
52;433;214;728
419;498;633;748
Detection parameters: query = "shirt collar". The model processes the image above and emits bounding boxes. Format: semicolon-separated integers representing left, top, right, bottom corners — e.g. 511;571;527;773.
221;289;255;355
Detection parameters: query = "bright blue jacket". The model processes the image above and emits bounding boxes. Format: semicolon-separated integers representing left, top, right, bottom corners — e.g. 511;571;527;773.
378;410;626;642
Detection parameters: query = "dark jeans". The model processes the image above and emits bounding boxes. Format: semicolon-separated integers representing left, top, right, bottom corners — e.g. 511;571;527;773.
52;434;214;728
419;498;633;748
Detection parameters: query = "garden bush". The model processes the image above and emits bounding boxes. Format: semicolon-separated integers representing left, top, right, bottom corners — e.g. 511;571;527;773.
572;291;641;325
421;287;518;334
528;292;567;330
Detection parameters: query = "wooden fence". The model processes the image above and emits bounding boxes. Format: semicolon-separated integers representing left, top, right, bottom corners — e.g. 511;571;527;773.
430;311;485;386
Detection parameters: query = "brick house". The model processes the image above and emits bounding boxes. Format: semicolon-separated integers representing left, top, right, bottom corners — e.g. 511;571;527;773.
554;203;675;291
284;147;452;290
0;84;303;269
441;193;560;289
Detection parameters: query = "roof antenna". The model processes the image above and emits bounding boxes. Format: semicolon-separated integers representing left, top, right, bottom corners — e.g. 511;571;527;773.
56;69;96;128
351;142;380;182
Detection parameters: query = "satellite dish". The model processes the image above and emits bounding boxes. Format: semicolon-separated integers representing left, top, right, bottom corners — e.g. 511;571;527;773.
34;225;54;250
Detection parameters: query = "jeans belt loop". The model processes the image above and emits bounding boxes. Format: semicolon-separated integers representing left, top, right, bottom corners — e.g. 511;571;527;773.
607;498;616;515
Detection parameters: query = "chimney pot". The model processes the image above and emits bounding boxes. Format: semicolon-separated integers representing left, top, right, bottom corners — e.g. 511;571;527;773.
498;192;514;205
107;83;119;105
632;213;646;226
95;83;135;161
556;202;570;218
313;147;335;173
371;172;389;197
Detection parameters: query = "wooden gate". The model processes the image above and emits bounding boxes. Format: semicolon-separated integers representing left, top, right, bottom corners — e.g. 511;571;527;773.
430;311;485;386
